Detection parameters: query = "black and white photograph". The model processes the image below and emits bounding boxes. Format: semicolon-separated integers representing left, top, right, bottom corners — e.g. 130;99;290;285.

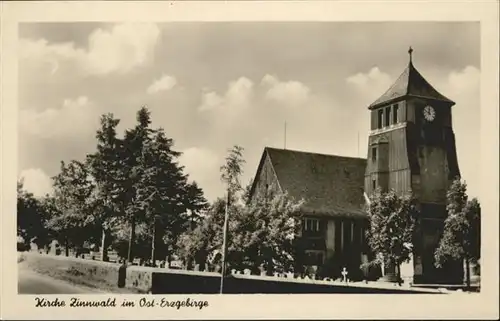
2;1;499;320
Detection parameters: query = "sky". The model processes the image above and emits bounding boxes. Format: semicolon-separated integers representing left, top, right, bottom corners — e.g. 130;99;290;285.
18;22;480;202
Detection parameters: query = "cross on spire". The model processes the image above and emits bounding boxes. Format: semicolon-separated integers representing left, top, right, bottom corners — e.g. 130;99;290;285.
408;46;414;63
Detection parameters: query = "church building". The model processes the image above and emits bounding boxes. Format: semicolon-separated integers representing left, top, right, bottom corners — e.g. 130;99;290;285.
248;48;463;284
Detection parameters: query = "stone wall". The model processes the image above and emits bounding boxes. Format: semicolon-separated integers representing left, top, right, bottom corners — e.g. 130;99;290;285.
20;253;443;294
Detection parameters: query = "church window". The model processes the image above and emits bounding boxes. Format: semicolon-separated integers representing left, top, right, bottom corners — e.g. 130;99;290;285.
303;218;320;232
377;109;383;129
385;107;391;127
372;178;377;190
371;147;377;161
393;104;399;124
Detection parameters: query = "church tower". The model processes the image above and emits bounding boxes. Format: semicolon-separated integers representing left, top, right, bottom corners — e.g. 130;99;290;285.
364;48;462;284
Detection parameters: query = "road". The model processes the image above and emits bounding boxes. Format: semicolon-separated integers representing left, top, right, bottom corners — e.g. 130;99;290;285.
18;267;102;294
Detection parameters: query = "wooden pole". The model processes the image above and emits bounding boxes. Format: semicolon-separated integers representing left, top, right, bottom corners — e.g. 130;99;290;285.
220;189;230;294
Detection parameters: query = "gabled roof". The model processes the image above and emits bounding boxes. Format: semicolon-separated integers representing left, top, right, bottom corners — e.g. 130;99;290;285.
369;50;455;109
251;147;367;219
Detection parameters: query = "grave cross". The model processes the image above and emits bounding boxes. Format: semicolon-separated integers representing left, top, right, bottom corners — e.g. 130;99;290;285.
341;267;348;283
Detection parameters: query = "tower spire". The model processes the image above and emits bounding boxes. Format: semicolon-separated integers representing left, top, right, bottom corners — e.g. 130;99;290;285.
408;46;414;64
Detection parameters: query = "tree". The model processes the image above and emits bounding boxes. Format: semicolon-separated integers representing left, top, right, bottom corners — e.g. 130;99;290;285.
220;145;246;203
48;160;97;256
219;145;246;278
120;106;156;262
176;198;226;271
17;179;50;248
139;128;192;263
434;178;481;290
365;188;418;285
86;113;124;261
230;189;303;275
241;178;254;205
183;181;209;229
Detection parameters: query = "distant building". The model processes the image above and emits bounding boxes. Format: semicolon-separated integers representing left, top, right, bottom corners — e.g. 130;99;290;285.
248;48;464;284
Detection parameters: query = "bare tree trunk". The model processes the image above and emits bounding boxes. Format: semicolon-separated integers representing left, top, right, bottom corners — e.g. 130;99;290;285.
127;217;135;263
465;257;471;291
151;217;156;264
101;228;109;262
64;237;69;257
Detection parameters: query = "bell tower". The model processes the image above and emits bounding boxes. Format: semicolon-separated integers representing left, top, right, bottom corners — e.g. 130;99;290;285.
364;47;462;284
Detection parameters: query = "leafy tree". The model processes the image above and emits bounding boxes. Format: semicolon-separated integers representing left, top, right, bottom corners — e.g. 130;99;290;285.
48;160;97;256
17;179;50;248
364;188;418;285
434;178;481;290
242;178;254;205
176;198;226;271
220;145;246;203
230;189;303;275
219;145;246;276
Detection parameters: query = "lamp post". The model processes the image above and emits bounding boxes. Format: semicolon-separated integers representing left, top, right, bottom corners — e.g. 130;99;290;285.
219;189;230;294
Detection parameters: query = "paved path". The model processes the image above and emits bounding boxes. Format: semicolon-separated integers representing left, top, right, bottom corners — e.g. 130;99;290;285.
18;267;102;294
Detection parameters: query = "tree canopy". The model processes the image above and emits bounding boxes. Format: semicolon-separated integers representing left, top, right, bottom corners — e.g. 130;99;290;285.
434;178;481;289
364;188;419;284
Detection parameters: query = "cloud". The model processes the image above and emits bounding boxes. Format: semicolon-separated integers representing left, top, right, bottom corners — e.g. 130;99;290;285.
261;74;311;107
445;65;480;95
19;23;160;76
179;147;222;200
20;96;99;140
440;66;480;198
19;168;53;198
198;77;254;112
147;74;177;94
345;66;393;106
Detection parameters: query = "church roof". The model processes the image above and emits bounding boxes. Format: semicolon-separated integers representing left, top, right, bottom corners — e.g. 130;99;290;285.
369;48;455;109
252;147;368;219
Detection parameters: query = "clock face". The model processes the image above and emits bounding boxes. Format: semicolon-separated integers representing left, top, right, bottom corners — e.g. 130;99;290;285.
423;105;436;122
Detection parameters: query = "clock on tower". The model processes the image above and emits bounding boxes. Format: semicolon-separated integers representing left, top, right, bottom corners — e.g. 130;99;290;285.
364;47;462;285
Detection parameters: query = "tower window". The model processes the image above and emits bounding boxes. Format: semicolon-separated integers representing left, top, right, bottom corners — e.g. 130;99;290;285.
393;104;399;124
371;147;377;161
372;178;377;190
385;107;391;127
377;109;383;129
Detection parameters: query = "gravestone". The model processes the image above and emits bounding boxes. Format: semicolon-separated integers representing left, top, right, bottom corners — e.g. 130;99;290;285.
244;269;251;275
341;267;349;283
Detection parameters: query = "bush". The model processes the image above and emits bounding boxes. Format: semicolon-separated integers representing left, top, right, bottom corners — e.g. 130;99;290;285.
17;242;29;252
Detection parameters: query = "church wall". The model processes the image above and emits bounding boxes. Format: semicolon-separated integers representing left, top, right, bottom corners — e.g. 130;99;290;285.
416;146;449;204
365;126;412;195
252;153;280;199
